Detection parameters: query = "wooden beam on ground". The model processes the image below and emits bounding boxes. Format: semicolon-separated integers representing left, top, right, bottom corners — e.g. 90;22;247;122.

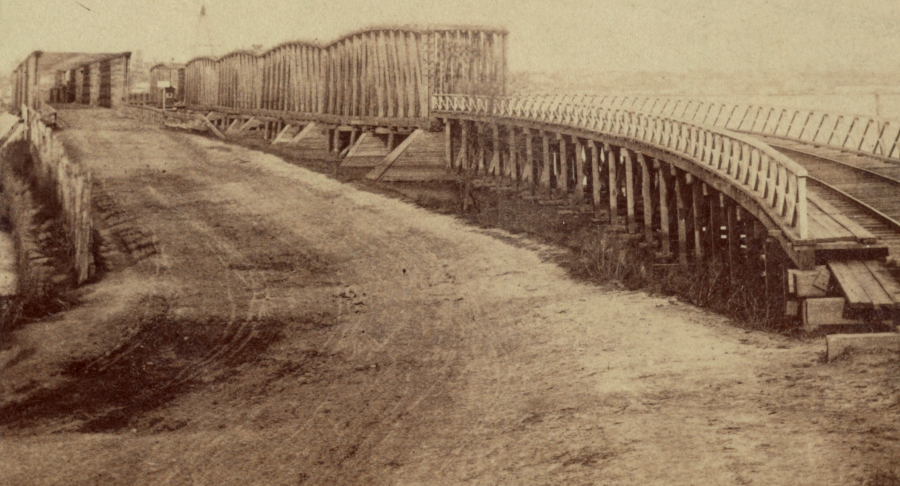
290;123;315;143
199;114;226;139
271;123;293;144
226;118;241;134
238;117;257;132
366;128;423;181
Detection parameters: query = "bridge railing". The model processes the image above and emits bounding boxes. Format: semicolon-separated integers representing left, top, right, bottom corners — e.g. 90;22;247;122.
578;96;900;161
433;93;809;240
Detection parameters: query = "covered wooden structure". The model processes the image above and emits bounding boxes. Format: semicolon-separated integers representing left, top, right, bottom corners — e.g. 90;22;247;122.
11;51;131;111
149;63;186;106
183;25;508;124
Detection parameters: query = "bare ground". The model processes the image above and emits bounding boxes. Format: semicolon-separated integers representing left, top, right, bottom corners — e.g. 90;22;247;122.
1;109;900;485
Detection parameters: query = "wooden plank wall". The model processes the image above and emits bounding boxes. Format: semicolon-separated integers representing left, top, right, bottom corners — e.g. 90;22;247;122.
259;43;322;113
432;30;507;97
181;26;508;121
74;69;85;107
11;52;41;112
109;56;129;108
185;58;219;108
81;65;91;105
10;52;130;110
88;62;101;107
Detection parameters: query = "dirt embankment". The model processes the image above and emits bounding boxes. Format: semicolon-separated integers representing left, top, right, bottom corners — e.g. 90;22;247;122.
1;109;899;486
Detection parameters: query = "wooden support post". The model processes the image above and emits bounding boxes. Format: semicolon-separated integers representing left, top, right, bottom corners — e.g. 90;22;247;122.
462;123;473;212
675;170;688;265
657;159;671;256
574;137;585;204
692;177;704;261
476;124;485;174
765;232;787;323
607;144;618;225
524;129;534;188
639;153;653;243
332;128;341;155
445;118;453;169
708;187;720;260
489;123;501;178
751;220;767;287
540;132;551;194
387;132;395;153
459;121;469;173
590;141;601;218
272;123;292;144
624;149;636;232
558;134;568;196
508;127;518;185
727;200;739;287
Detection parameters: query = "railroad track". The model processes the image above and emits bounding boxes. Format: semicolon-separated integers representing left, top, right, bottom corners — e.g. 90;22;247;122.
767;142;900;267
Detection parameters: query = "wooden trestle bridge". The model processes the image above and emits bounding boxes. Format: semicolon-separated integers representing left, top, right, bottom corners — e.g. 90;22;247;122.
12;25;900;331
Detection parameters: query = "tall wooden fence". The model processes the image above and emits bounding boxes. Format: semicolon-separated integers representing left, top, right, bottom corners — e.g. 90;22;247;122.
183;26;508;122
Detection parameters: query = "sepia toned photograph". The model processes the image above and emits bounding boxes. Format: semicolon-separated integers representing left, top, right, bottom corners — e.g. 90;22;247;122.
2;1;900;484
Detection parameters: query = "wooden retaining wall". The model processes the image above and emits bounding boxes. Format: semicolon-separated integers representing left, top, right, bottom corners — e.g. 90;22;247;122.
23;107;94;283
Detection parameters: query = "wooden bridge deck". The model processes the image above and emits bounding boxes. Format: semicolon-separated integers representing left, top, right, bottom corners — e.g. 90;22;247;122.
749;134;900;310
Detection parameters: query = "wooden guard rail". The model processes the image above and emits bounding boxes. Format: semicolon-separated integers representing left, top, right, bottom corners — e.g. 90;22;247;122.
432;93;810;241
122;104;167;124
569;95;900;161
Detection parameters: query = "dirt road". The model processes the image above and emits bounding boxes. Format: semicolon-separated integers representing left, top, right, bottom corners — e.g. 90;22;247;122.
1;109;899;485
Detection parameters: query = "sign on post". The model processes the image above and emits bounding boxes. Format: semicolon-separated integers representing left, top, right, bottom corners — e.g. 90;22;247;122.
157;81;171;119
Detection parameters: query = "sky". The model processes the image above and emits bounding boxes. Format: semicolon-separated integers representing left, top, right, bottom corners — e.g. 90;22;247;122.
2;0;900;77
